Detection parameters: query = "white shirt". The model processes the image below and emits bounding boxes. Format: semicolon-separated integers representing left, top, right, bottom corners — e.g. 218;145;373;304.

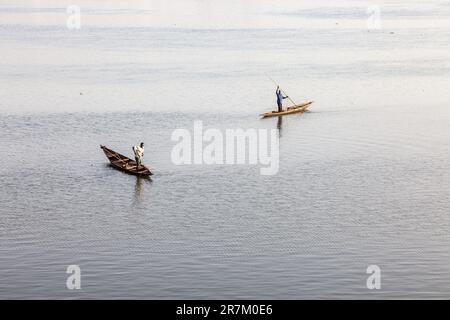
133;145;144;158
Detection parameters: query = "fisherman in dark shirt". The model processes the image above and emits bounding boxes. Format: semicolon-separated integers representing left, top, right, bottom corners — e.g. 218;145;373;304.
276;86;288;112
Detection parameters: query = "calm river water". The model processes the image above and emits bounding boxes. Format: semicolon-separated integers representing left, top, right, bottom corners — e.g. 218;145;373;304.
1;0;450;298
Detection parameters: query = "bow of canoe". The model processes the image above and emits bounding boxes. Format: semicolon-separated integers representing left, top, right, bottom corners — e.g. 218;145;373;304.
100;145;153;177
261;101;313;118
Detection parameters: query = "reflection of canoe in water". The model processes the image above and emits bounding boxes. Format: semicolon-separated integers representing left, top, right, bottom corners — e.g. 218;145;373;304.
261;101;313;118
100;145;153;177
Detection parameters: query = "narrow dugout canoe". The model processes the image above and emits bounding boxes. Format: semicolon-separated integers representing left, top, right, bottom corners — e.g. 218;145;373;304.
100;145;153;177
261;101;313;118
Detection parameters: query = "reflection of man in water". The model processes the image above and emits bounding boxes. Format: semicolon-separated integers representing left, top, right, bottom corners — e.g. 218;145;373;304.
277;116;282;137
134;177;144;203
132;142;144;169
276;86;288;112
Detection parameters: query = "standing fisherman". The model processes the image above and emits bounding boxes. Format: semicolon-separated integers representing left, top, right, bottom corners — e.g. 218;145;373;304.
276;86;288;112
132;142;144;169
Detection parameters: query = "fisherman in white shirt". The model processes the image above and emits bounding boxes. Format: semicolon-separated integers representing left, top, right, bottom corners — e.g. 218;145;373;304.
132;142;144;169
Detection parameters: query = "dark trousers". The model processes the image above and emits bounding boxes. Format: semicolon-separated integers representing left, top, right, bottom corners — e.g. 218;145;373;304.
277;102;282;112
135;156;142;168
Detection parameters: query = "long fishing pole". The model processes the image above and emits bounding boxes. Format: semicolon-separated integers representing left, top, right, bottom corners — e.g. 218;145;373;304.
267;76;298;108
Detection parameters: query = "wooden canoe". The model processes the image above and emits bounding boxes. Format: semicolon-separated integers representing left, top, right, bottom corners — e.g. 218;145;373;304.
261;101;313;118
100;145;153;177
